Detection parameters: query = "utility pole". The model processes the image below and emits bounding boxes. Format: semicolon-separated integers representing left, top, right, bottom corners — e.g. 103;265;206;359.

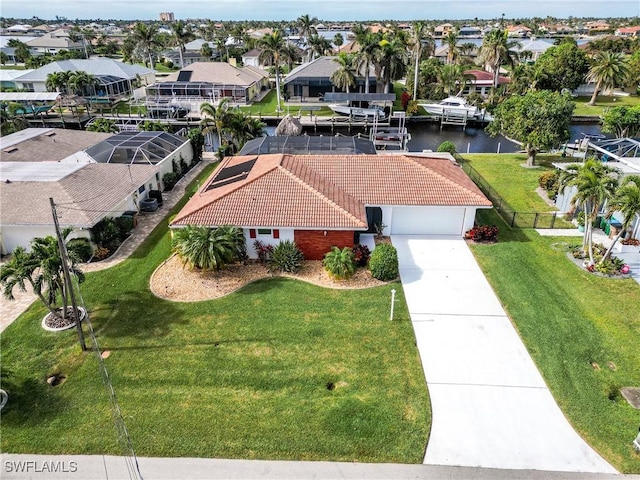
50;198;86;351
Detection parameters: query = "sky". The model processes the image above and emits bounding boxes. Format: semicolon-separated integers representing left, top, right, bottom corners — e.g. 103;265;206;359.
1;0;638;22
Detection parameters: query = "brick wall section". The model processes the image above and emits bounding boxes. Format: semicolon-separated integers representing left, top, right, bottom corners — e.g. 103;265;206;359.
294;230;354;260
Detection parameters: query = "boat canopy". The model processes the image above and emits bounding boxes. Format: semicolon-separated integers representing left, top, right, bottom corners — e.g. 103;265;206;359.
0;92;60;102
323;93;396;102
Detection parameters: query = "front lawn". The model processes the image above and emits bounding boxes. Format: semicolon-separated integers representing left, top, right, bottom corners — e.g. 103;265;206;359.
572;95;640;117
239;90;334;117
471;210;640;473
0;167;430;462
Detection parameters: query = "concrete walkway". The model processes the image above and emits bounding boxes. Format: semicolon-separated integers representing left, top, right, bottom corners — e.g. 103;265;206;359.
392;235;617;473
1;454;634;480
0;156;215;333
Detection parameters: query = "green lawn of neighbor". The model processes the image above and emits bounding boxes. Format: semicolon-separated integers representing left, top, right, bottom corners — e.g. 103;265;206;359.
0;165;430;462
470;209;640;473
572;94;640;117
238;90;334;117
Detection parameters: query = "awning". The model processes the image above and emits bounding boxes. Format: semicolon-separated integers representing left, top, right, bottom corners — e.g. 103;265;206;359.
323;93;396;102
0;92;60;102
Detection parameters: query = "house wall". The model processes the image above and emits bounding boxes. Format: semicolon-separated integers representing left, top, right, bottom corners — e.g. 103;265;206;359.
243;228;295;259
294;229;354;260
157;141;195;190
0;225;91;255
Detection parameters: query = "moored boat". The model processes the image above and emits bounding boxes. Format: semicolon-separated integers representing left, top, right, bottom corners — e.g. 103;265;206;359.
418;96;482;118
329;104;387;120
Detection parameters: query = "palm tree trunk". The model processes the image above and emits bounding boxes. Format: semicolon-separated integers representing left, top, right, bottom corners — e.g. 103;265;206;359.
179;47;185;69
364;61;370;94
413;51;420;100
588;80;601;106
275;68;282;111
493;62;500;88
601;225;626;263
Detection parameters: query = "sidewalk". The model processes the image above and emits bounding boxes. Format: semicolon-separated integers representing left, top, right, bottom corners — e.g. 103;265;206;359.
1;454;633;480
0;156;215;333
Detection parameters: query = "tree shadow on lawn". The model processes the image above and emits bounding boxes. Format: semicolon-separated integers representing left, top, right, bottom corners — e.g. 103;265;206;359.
89;289;188;341
1;376;69;427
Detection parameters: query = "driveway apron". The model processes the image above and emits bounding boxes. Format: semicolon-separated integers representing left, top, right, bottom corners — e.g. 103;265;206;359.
392;235;616;473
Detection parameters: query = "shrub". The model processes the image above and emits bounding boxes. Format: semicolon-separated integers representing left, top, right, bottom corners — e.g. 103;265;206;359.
115;216;134;240
90;217;120;251
538;170;559;200
253;240;273;264
92;246;110;261
323;246;356;280
67;238;93;263
437;141;457;155
352;244;371;267
163;172;178;191
268;240;304;273
622;237;640;246
369;243;398;281
464;225;499;243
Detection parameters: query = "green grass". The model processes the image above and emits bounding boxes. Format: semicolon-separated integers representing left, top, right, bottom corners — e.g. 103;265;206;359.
0;65;26;70
469;210;640;473
460;153;566;212
238;90;334;117
0;163;430;462
572;95;640;116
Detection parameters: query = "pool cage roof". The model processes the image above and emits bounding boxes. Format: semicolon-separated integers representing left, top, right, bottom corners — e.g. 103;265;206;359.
588;137;640;171
238;135;377;156
85;131;188;165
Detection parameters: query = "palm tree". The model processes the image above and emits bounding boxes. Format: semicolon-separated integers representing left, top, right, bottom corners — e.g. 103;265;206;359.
297;14;317;60
258;30;287;111
478;29;520;88
353;25;379;94
200;43;213;60
227;111;266;152
333;33;344;51
601;175;640;262
375;34;408;93
410;21;432;100
307;34;332;61
331;52;357;93
437;64;472;96
586;51;630;106
442;29;459;65
172;225;243;271
68;70;97;96
131;22;161;68
171;20;195;69
45;71;69;93
323;246;356;280
200;98;231;148
1;232;85;323
558;158;620;264
281;43;302;71
213;26;229;62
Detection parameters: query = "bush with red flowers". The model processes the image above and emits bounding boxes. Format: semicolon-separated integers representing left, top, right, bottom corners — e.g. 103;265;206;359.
464;225;499;243
352;244;371;267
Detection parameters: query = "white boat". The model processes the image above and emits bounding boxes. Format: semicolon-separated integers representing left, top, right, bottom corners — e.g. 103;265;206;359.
419;96;482;118
329;104;387;120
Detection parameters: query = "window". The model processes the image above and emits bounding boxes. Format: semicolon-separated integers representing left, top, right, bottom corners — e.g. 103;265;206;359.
249;229;256;239
257;229;272;235
273;229;280;239
138;185;146;193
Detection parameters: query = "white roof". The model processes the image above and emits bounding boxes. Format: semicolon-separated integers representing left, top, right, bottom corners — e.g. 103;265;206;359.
14;59;153;83
0;69;34;81
0;161;85;182
0;92;60;102
0;127;54;150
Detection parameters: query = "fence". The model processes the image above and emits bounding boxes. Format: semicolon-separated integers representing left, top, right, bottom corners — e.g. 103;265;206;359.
460;161;565;229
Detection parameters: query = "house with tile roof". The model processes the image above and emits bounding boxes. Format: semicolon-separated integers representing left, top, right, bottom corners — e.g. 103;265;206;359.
171;153;492;260
461;69;510;96
147;62;269;104
0;128;193;255
25;29;85;54
13;59;154;98
615;26;640;37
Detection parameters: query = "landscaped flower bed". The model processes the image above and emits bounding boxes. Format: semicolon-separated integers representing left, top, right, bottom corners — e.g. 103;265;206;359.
569;243;631;277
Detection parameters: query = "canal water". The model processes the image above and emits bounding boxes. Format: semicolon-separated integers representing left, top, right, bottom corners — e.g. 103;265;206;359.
261;121;604;154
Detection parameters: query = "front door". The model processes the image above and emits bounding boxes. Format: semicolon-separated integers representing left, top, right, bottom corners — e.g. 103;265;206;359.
365;206;383;234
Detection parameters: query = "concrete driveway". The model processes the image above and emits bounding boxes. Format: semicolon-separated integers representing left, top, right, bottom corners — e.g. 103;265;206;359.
392;235;616;473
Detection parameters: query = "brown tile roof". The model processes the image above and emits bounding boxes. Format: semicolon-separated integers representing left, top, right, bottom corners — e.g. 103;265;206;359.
0;163;156;228
172;154;490;229
162;62;266;86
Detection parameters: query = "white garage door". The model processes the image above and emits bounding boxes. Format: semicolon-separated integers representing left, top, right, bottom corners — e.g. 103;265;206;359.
391;207;466;235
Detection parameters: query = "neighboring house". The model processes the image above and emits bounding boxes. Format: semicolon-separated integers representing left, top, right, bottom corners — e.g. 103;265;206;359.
25;29;85;54
242;49;265;68
0;128;193;254
147;62;269;104
283;56;378;100
584;21;611;34
0;69;34;89
461;69;510;96
615;26;640;37
518;38;554;62
13;59;154;97
434;23;455;38
459;25;482;38
161;49;214;67
554;137;640;239
506;25;532;38
170;153;492;260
